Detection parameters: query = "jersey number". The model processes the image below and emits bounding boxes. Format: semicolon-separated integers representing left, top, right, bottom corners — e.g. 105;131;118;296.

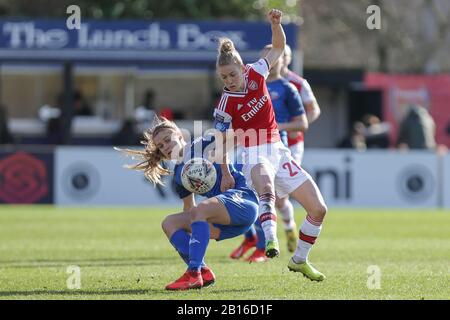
282;160;302;177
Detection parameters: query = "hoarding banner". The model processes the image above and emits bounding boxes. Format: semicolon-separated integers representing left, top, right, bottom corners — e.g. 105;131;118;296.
0;150;53;204
55;148;443;208
0;20;297;62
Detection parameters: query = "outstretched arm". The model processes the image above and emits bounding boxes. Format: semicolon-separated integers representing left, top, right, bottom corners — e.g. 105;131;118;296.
264;9;286;68
278;114;309;132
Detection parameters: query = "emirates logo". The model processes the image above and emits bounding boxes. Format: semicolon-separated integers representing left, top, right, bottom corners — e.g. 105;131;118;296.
248;80;258;91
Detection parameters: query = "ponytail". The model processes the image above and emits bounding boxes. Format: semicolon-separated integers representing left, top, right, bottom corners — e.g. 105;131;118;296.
216;37;243;67
115;118;179;186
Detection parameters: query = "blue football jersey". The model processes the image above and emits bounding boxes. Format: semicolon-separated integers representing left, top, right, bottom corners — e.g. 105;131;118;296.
267;78;305;146
173;135;248;199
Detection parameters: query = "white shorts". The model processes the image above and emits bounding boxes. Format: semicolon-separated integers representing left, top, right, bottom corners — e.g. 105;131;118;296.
289;141;304;165
241;141;311;198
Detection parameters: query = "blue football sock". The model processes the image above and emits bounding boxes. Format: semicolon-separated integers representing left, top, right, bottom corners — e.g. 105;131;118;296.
254;220;266;250
169;229;190;265
244;224;257;240
188;221;210;272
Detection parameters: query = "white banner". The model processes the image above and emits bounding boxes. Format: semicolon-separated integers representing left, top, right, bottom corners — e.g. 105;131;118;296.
302;150;439;208
55;147;181;206
55;147;443;208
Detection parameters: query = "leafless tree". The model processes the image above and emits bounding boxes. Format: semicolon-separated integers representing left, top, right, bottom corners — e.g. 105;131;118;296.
299;0;450;72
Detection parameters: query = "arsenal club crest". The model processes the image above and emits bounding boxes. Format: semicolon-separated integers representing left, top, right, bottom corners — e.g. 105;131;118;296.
248;80;258;90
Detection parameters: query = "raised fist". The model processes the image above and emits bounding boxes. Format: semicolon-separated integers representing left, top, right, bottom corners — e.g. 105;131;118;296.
268;9;283;25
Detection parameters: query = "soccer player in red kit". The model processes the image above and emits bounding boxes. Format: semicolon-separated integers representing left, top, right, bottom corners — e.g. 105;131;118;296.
282;44;321;165
274;44;323;252
213;9;328;280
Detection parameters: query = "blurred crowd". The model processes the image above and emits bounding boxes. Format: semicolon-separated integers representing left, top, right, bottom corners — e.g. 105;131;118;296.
338;104;444;152
0;91;447;152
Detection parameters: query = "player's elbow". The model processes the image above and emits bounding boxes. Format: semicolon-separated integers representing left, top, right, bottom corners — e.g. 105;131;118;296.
298;119;308;132
303;120;309;131
314;106;321;119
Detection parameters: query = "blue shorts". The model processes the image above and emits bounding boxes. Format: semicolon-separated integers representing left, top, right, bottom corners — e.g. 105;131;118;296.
213;187;259;241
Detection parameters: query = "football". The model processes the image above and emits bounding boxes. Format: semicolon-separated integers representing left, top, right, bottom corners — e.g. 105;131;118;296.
181;158;217;194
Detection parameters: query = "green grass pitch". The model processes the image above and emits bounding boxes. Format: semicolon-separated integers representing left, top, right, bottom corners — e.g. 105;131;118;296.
0;206;448;300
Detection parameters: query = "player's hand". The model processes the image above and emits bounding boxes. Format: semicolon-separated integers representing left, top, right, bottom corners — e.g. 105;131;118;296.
220;173;235;193
268;9;283;25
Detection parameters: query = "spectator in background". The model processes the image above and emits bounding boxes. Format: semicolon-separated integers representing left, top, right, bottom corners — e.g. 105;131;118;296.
111;119;140;146
159;107;174;121
73;90;94;116
135;89;156;122
0;105;14;144
338;121;367;150
396;104;436;150
56;90;94;117
38;104;63;144
362;114;390;148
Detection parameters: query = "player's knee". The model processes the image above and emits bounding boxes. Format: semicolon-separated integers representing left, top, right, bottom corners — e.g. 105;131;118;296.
161;216;176;234
260;182;274;196
275;197;287;209
312;203;327;219
189;206;207;222
161;216;172;235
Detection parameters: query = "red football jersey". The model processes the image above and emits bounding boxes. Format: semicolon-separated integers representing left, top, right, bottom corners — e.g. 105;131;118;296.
213;58;280;148
285;70;315;146
286;70;304;93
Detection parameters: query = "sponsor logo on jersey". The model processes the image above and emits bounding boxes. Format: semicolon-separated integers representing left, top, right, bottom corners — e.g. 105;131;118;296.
241;95;269;121
269;90;279;100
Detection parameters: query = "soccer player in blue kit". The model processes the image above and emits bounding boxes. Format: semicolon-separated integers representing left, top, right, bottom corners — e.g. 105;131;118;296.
117;118;258;290
230;44;308;262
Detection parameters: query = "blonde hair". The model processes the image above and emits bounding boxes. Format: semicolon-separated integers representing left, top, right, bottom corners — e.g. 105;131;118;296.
115;118;180;186
216;38;243;67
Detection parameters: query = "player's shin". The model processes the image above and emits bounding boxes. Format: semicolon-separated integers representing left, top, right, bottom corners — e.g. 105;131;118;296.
244;224;257;241
278;199;297;252
258;193;280;258
170;229;205;267
254;219;266;249
188;221;210;271
278;199;296;230
293;214;323;263
258;192;278;241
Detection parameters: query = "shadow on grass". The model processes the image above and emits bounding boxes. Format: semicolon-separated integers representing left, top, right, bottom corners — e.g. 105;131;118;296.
0;288;164;297
0;257;176;269
0;287;254;297
199;288;255;294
